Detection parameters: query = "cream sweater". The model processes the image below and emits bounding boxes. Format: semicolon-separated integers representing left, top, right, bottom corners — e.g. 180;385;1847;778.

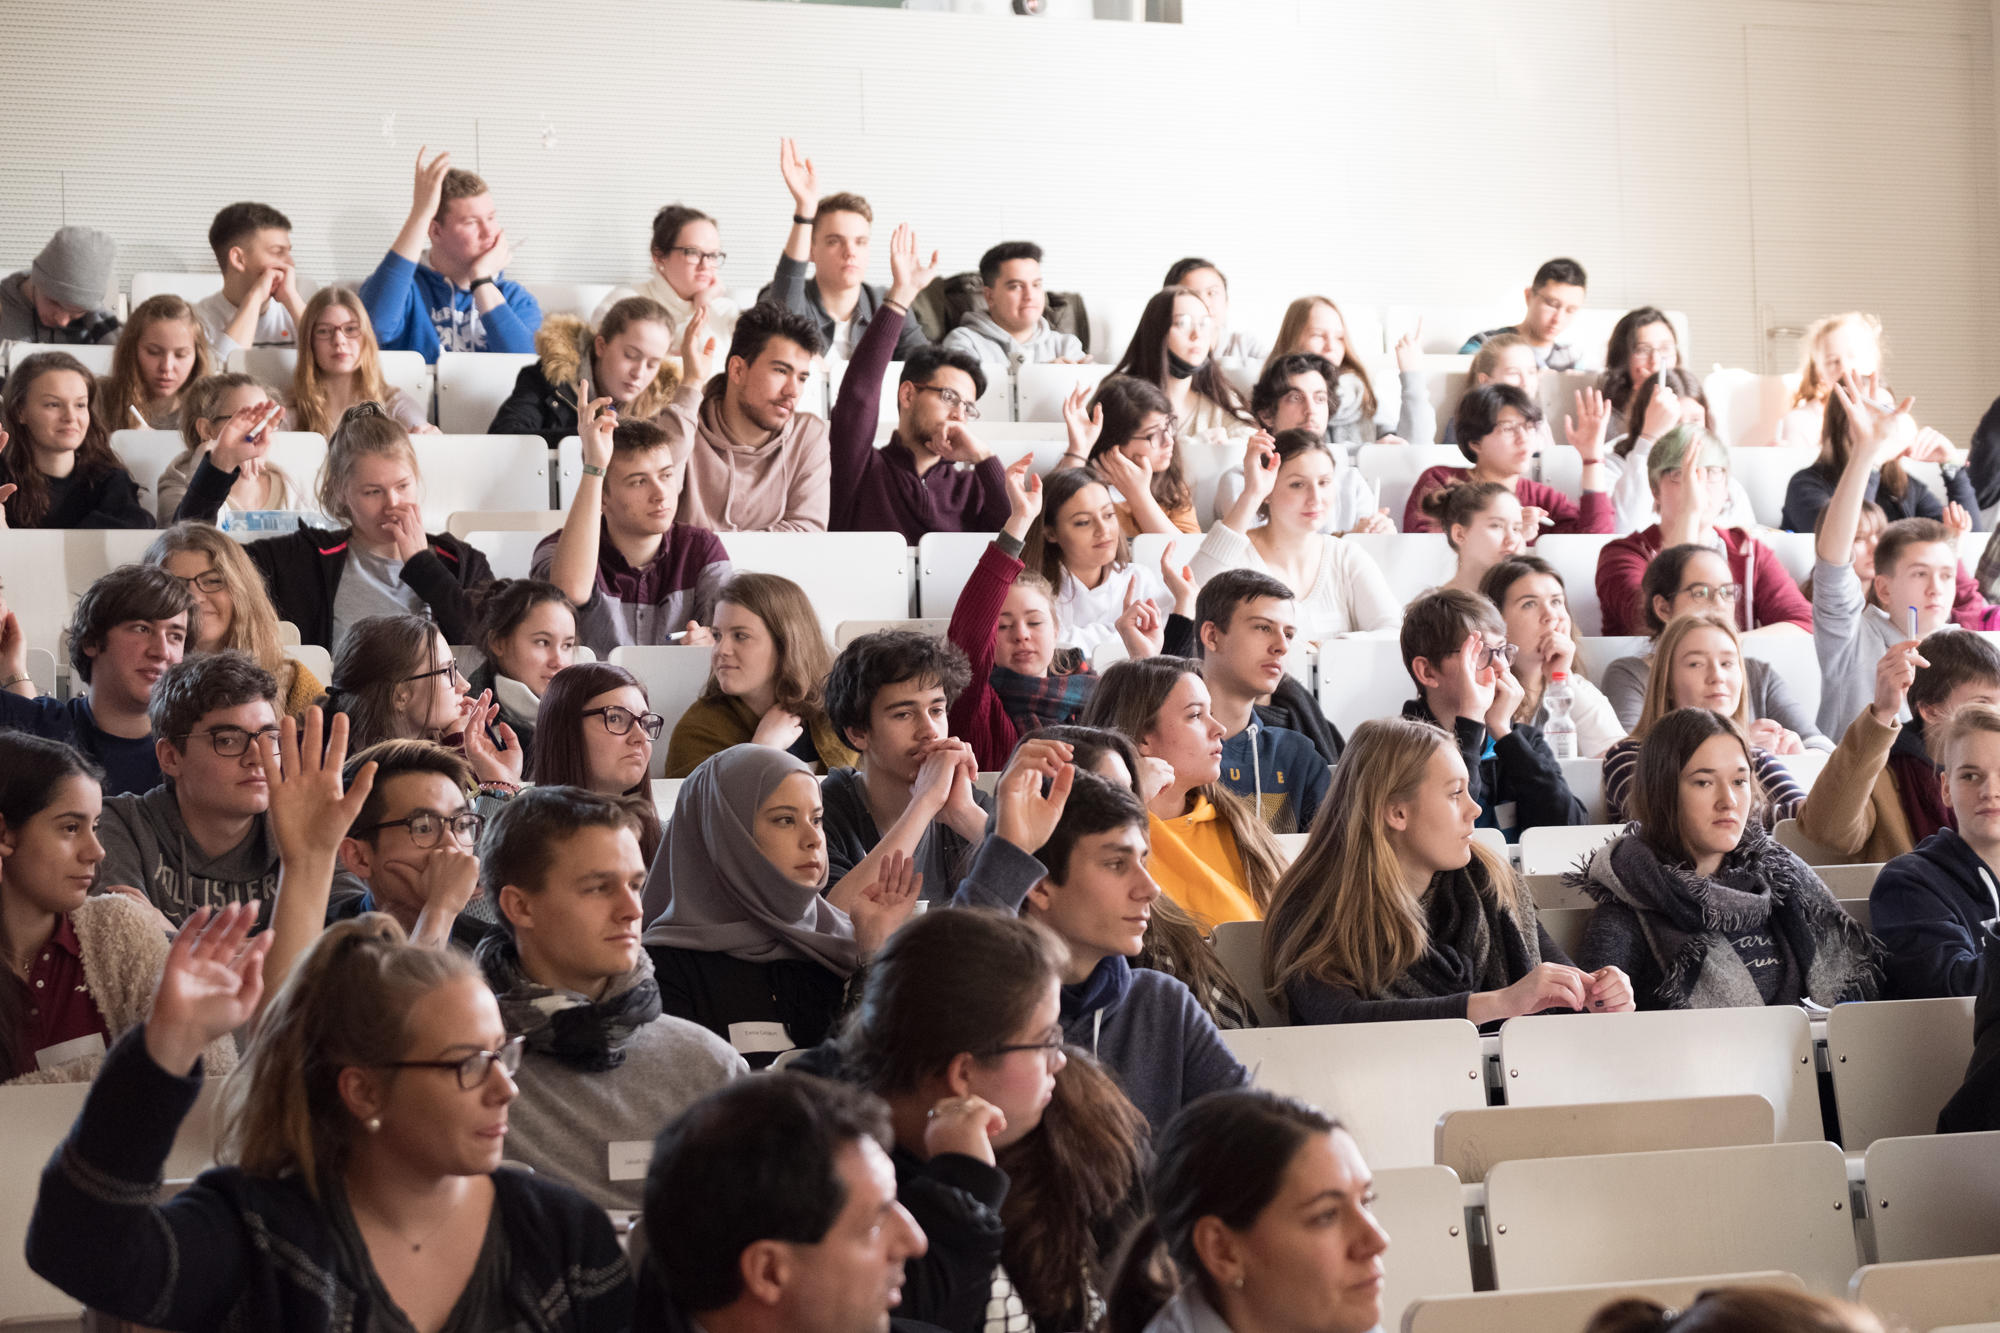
1189;522;1403;640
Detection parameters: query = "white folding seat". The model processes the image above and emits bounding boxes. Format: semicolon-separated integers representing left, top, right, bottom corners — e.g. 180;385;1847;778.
1554;758;1607;822
1725;444;1816;529
411;435;550;531
1355;444;1466;531
1850;1253;2000;1332
1435;1094;1775;1183
1208;920;1282;1027
835;618;948;647
1704;368;1802;451
1370;1163;1474;1333
1407;1271;1805;1333
522;282;619;321
1341;532;1455;605
1315;636;1413;740
128;271;219;305
1863;1130;2000;1263
1532;534;1619;636
1826;997;1976;1151
236;347;432;419
1516;822;1619;876
608;645;716;777
916;532;998;618
435;352;540;434
1015;363;1112;422
109;428;189;507
721;531;910;637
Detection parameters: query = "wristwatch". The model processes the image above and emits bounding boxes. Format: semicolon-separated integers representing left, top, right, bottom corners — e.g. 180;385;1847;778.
468;276;497;292
792;213;814;226
581;463;606;477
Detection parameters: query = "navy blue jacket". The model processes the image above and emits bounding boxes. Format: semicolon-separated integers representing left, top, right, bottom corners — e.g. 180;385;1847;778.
1219;718;1330;835
1872;828;2000;998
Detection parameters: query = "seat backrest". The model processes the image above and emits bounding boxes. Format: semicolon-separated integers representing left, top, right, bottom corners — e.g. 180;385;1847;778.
1;530;72;658
1515;822;1620;876
1575;634;1649;681
1272;831;1308;861
1741;632;1822;737
130;271;222;306
827;357;904;431
650;777;683;821
1536;906;1592;961
1849;1253;2000;1332
1406;1270;1806;1333
467;529;556;582
1813;863;1881;898
1826;997;1976;1150
1221;1019;1486;1168
287;644;333;683
25;646;57;696
1726;444;1817;528
1532;534;1618;636
449;509;565;540
1554;758;1606;822
522;282;618;321
1472;827;1510;860
1773;817;1855;867
435;352;541;433
1436;1094;1775;1184
236;347;432;414
608;645;717;777
1343;531;1456;605
412;435;551;530
1410;354;1474;423
1863;1130;2000;1263
722;531;910;637
1498;1006;1820;1141
835;618;948;647
1015;362;1111;422
1704;368;1799;452
7;340;115;375
1485;1140;1856;1294
1764;529;1817;584
985;437;1071;479
917;531;999;618
1369;1164;1473;1333
1128;532;1206;583
1208;919;1282;1027
1315;636;1413;742
1525;872;1591;910
109;427;191;506
1356;444;1467;529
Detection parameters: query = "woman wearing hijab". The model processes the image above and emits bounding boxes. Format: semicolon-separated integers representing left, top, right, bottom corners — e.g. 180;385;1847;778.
640;744;920;1067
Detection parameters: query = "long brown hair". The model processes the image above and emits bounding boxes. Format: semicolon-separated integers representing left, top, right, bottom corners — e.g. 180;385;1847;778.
1077;657;1284;911
143;522;291;684
527;661;660;861
1634;611;1751;740
698;571;833;716
1599;306;1676;415
291;286;392;437
1263;717;1526;1008
1023;467;1133;587
0;351;121;527
225;914;480;1198
97;294;214;431
1088;374;1191;516
321;614;442;749
1114;286;1252;424
1628;707;1764;866
1271;294;1377;418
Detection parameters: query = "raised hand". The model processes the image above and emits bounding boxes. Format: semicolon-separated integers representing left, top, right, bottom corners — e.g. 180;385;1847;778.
209;400;284;474
259;708;377;864
576;378;618;471
0;587;28;684
779;137;819;210
411;147;452;220
996;754;1076;855
849;849;922;958
752;706;805;751
1830;370;1916;467
887;223;940;307
143;903;274;1076
1239;429;1280;509
0;424;16;525
461;696;524;785
1160;549;1196;616
1394;317;1424;373
1061;382;1103;460
1870;638;1928;727
680;307;714;386
1003;454;1043;539
1944;500;1973;541
1564;386;1609;462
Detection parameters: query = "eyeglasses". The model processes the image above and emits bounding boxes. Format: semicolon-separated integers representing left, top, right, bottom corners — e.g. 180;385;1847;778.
358;809;486;848
914;384;981;421
1134;415;1180;446
174;570;228;594
1633;342;1678;364
669;246;727;270
312;323;363;345
583;705;666;739
1676;582;1742;605
378;1035;524;1091
1168;314;1214;333
1485;420;1535;443
984;1033;1068;1069
403;660;467;686
177;725;282;757
1477;641;1522;670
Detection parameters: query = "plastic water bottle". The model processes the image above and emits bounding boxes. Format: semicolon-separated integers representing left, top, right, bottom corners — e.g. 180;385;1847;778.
1544;670;1578;760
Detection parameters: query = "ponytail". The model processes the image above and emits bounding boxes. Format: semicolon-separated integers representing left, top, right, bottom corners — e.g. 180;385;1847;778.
1102;1216;1174;1333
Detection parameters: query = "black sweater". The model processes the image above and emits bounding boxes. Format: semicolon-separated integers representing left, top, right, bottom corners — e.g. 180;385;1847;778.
27;1027;633;1332
31;464;154;528
1940;926;2000;1133
178;456;493;647
647;944;850;1069
1402;697;1586;838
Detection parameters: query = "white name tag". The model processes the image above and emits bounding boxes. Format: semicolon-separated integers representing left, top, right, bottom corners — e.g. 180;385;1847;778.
1493;802;1519;833
36;1032;106;1071
727;1020;795;1056
607;1140;652;1182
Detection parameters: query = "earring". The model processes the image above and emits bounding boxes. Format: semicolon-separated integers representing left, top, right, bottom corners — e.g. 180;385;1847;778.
1232;1276;1245;1290
365;1117;382;1133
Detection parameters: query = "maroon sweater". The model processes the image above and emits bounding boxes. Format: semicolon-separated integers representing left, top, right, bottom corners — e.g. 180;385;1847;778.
948;540;1026;770
826;304;1012;544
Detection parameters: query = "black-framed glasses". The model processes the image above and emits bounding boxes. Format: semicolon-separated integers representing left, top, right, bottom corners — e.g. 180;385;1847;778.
403;660;467;686
983;1033;1067;1068
1477;642;1522;670
174;570;228;594
583;705;666;739
378;1035;524;1091
357;809;485;848
669;246;727;269
176;725;282;757
914;384;981;421
1677;582;1742;604
1133;414;1179;445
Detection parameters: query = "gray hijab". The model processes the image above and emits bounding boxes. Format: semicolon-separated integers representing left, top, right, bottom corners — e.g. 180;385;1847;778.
640;744;860;977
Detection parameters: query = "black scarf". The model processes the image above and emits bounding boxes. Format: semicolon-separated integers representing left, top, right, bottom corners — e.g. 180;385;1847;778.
475;934;662;1072
1386;860;1543;1000
1166;350;1200;380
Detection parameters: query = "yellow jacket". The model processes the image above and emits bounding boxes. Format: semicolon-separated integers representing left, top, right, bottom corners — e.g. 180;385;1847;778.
1147;794;1262;930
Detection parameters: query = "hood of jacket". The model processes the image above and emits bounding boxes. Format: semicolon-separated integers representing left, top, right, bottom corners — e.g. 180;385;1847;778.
956;310;1071;360
535;313;680;420
694;388;824;460
1060;953;1133;1035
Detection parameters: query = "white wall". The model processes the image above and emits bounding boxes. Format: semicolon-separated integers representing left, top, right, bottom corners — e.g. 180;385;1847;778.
4;0;1997;435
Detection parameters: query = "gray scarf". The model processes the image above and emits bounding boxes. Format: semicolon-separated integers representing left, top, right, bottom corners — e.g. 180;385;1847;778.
639;744;860;977
1576;823;1878;1009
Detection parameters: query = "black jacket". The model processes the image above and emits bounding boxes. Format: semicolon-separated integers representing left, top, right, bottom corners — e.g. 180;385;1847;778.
1872;828;2000;999
646;943;850;1069
1403;697;1586;838
27;1028;633;1332
1970;392;2000;511
760;254;932;360
489;360;580;446
33;464;154;529
179;456;493;648
1941;926;2000;1132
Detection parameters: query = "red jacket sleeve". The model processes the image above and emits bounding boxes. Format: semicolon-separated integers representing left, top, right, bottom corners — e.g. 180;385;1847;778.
1952;561;2000;629
1403;467;1457;533
947;541;1023;770
1595;533;1650;637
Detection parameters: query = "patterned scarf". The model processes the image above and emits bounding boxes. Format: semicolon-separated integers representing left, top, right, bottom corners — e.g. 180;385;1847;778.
991;664;1096;735
475;934;662;1072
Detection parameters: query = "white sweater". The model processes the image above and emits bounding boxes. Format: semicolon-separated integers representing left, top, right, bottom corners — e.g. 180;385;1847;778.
1055;561;1170;654
1189;522;1403;640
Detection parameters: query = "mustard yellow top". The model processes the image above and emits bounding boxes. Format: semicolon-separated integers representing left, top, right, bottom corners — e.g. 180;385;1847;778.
1147;794;1261;930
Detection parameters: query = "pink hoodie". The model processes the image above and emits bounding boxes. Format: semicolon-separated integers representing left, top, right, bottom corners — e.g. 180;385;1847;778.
659;383;831;533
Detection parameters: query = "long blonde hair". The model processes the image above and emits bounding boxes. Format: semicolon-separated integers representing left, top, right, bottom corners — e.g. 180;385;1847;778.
98;294;215;429
1271;295;1377;418
291;286;393;437
225;914;479;1198
142;522;290;681
1791;311;1883;408
1263;717;1525;1006
1634;610;1751;740
1077;657;1284;910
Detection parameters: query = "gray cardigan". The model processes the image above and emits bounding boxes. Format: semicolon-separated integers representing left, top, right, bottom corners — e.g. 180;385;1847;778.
1600;652;1830;751
760;254;931;360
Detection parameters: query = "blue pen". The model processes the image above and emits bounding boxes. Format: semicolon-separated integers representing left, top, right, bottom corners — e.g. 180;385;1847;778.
1908;605;1919;639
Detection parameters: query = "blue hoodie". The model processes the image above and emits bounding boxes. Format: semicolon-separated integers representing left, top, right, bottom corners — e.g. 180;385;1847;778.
1871;828;2000;998
358;251;541;364
1059;955;1248;1132
1218;718;1330;835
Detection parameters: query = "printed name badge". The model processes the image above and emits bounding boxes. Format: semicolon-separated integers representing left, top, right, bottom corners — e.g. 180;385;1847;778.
608;1141;652;1182
1494;802;1519;835
727;1021;795;1056
35;1032;107;1072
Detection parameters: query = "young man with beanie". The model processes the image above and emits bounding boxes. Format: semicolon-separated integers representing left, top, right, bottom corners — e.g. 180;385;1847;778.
0;225;120;345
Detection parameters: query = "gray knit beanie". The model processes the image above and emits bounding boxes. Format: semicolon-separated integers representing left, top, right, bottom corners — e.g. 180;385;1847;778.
30;226;117;311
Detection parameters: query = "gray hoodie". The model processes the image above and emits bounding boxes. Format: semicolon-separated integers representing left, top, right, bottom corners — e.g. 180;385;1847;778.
941;311;1085;379
95;785;281;926
1812;555;1905;739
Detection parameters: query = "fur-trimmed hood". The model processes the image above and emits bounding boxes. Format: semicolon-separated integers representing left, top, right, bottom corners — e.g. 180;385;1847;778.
535;313;680;420
7;893;241;1085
